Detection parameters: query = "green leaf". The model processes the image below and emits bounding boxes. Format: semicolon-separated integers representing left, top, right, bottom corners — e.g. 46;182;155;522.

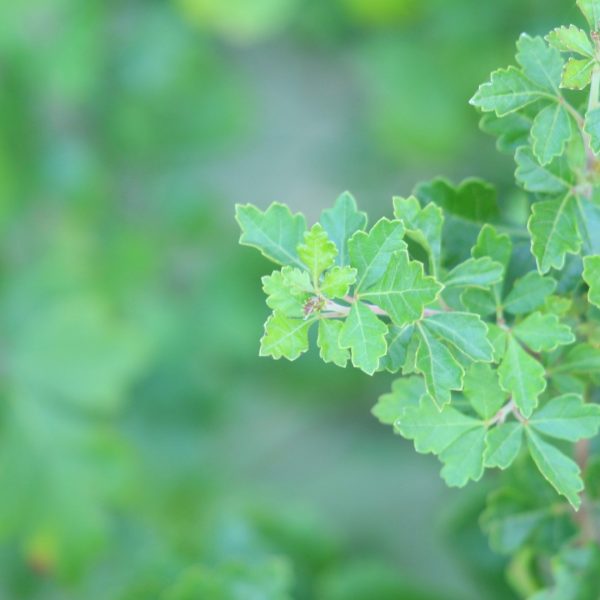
422;312;494;362
463;363;507;420
321;192;368;266
415;323;465;409
529;394;600;441
380;325;414;373
488;324;509;361
395;395;481;454
514;147;573;195
513;312;575;352
317;319;349;368
583;255;600;307
298;223;337;284
480;111;533;154
526;429;583;509
348;218;406;291
472;224;512;269
260;313;313;360
320;266;357;299
372;376;425;425
439;427;487;487
531;103;571;165
498;336;547;418
460;288;497;317
236;203;307;268
503;271;557;315
339;302;387;375
561;57;595;90
546;25;594;57
444;257;504;288
360;250;441;326
485;423;523;469
262;268;313;318
578;0;600;30
553;343;600;375
584;107;600;154
392;196;443;273
516;34;563;93
470;66;548;117
528;194;581;274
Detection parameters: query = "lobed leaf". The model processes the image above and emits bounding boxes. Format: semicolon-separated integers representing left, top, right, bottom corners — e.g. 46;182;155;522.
530;103;571;165
516;34;563;92
512;312;575;352
463;363;507;420
444;257;504;288
514;147;573;195
297;223;337;284
485;423;523;469
503;271;557;315
583;255;600;307
546;25;594;56
260;313;313;360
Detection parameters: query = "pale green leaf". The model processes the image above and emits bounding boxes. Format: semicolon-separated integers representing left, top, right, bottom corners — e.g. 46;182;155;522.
498;336;547;418
372;376;425;425
348;218;406;291
531;103;571;165
503;271;557;315
584;106;600;154
561;57;595;89
380;325;414;373
444;257;504;288
464;363;507;420
526;429;583;509
460;288;497;317
422;312;494;362
298;223;337;284
578;0;600;30
262;267;313;318
487;324;509;361
546;25;594;57
339;302;387;375
320;266;357;299
260;313;312;360
439;427;487;487
317;319;349;368
528;194;581;274
360;250;441;326
515;147;573;195
236;203;306;268
480;111;533;154
470;66;548;117
415;323;465;409
516;34;563;92
553;343;600;375
529;394;600;441
583;255;600;307
513;312;575;352
472;224;512;269
321;192;368;266
485;423;523;469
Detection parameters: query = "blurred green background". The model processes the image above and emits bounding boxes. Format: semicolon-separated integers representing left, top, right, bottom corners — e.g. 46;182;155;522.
0;0;584;598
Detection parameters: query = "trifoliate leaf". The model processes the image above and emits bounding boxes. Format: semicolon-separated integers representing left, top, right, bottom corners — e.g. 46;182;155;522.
348;218;406;291
298;223;337;284
485;423;523;469
439;427;486;487
321;192;368;266
470;67;548;117
320;266;357;299
516;34;563;92
392;196;443;272
372;376;425;425
480;111;533;154
546;25;594;57
260;313;313;360
513;312;575;352
415;323;464;409
380;325;414;373
529;394;600;441
528;194;581;273
531;103;571;165
262;268;313;317
503;271;557;315
583;255;600;307
526;429;583;509
498;336;547;418
515;147;573;195
422;312;494;362
584;107;600;154
463;363;507;420
472;224;512;268
339;302;387;375
561;57;595;89
444;257;504;288
360;250;441;326
577;0;600;30
552;343;600;375
395;395;482;454
317;319;349;368
236;203;307;268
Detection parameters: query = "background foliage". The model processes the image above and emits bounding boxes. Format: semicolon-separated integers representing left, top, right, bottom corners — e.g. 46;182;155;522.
0;0;587;598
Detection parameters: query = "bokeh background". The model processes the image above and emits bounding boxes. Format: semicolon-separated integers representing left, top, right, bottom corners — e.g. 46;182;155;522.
0;0;583;598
